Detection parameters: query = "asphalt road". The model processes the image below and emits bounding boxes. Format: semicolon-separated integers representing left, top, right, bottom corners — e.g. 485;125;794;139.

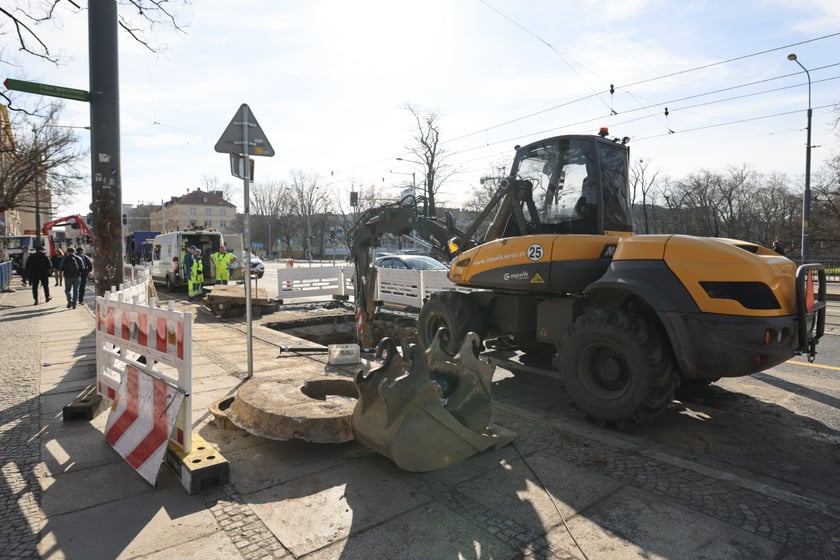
489;329;840;508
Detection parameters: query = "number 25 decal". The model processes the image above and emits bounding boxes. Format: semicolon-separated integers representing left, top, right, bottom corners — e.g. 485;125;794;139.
527;244;544;261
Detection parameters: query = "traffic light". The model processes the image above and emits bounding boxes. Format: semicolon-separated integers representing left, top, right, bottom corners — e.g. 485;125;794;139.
122;213;127;225
350;191;358;207
329;227;336;242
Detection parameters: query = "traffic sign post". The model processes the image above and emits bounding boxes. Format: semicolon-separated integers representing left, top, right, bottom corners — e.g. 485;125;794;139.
3;78;90;102
214;104;274;380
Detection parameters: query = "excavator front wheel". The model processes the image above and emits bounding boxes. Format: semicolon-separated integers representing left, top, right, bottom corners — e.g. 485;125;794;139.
556;307;677;428
418;291;485;355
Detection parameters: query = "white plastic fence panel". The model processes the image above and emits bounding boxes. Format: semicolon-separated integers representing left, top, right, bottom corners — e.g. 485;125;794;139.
376;268;425;307
277;266;347;301
95;289;192;453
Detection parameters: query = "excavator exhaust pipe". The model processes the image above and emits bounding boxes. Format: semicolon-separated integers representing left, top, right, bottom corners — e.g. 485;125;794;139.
351;328;515;472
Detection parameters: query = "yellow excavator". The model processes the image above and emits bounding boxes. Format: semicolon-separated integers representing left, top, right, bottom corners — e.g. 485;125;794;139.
349;128;826;430
414;129;826;427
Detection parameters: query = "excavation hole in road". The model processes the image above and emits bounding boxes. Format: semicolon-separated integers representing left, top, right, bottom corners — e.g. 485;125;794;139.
300;378;359;401
266;309;419;347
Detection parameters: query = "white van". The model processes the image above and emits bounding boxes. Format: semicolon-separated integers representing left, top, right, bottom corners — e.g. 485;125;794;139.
150;230;226;290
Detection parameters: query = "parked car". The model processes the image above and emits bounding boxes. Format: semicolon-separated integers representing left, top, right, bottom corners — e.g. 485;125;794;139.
374;254;448;270
250;255;265;278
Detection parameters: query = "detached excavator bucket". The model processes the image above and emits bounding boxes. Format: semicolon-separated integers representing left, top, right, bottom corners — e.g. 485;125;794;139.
351;330;515;472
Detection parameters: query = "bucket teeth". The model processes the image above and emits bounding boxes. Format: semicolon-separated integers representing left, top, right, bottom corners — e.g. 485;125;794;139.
351;329;515;472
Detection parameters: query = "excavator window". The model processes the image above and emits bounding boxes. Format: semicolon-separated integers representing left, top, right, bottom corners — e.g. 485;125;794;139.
597;142;632;232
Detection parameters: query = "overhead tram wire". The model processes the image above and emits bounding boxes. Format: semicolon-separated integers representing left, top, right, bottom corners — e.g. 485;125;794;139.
634;103;836;142
437;31;840;149
329;37;840;190
442;64;840;161
616;31;840;90
477;0;615;115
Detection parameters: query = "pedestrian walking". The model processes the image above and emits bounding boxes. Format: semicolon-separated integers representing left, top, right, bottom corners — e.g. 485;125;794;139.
76;247;93;303
20;246;30;286
52;249;64;286
211;245;237;285
24;245;52;305
60;247;83;309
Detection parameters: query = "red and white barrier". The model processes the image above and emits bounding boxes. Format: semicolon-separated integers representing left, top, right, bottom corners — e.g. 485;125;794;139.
104;365;186;484
96;284;192;485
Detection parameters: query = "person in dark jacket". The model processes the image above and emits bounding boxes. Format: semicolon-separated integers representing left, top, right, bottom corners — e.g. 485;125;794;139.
60;247;83;309
76;247;93;304
52;249;64;286
25;245;52;305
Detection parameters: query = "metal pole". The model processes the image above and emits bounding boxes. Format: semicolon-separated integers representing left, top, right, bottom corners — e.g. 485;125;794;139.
242;107;254;379
788;53;812;263
89;0;123;295
32;126;42;246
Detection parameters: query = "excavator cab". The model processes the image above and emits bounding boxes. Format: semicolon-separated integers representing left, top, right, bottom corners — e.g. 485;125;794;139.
506;132;633;237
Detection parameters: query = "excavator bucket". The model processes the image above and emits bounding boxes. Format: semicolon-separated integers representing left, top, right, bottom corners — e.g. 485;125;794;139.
351;329;515;472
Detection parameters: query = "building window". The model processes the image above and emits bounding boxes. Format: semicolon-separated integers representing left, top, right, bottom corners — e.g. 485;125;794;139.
220;221;227;228
189;220;197;227
205;208;212;216
220;209;227;216
189;207;196;215
204;220;212;228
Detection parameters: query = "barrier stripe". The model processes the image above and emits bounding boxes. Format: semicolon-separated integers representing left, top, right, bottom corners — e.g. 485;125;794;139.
125;378;169;469
156;317;167;352
138;313;148;346
121;309;131;340
105;367;139;446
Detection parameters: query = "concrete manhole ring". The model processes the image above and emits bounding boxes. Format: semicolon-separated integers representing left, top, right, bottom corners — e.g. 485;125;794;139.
218;376;359;443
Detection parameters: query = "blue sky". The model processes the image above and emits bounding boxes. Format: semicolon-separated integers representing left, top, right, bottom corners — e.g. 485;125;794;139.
3;0;840;216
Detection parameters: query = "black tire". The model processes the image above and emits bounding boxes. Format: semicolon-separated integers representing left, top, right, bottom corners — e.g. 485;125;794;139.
417;291;485;355
556;307;677;428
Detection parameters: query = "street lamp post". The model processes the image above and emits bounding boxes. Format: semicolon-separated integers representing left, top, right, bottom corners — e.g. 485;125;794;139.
396;157;427;216
787;53;812;263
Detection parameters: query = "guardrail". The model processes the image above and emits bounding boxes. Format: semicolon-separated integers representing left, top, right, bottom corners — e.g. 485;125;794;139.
276;265;468;308
0;260;13;292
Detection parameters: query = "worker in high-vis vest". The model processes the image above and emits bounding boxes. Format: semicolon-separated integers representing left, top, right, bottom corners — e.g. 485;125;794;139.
211;246;237;285
187;246;204;300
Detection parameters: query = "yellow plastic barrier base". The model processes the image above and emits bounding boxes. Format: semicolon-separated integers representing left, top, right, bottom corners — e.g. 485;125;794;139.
165;433;230;494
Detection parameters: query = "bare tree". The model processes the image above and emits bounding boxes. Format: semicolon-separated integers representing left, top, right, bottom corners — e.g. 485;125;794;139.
1;1;190;111
630;159;660;233
403;103;455;218
289;170;328;259
249;180;294;257
0;103;84;213
200;175;237;204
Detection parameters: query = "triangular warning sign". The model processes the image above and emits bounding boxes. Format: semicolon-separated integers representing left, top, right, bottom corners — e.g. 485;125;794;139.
530;272;545;284
214;103;275;157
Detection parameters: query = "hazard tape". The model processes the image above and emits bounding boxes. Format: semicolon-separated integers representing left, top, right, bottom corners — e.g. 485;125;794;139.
105;365;185;485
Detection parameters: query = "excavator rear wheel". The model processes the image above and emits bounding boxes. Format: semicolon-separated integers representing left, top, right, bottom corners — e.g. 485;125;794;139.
418;291;485;355
556;307;677;428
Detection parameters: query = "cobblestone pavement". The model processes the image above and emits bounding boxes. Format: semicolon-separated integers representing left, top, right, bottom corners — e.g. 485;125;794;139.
0;287;42;559
496;408;840;560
